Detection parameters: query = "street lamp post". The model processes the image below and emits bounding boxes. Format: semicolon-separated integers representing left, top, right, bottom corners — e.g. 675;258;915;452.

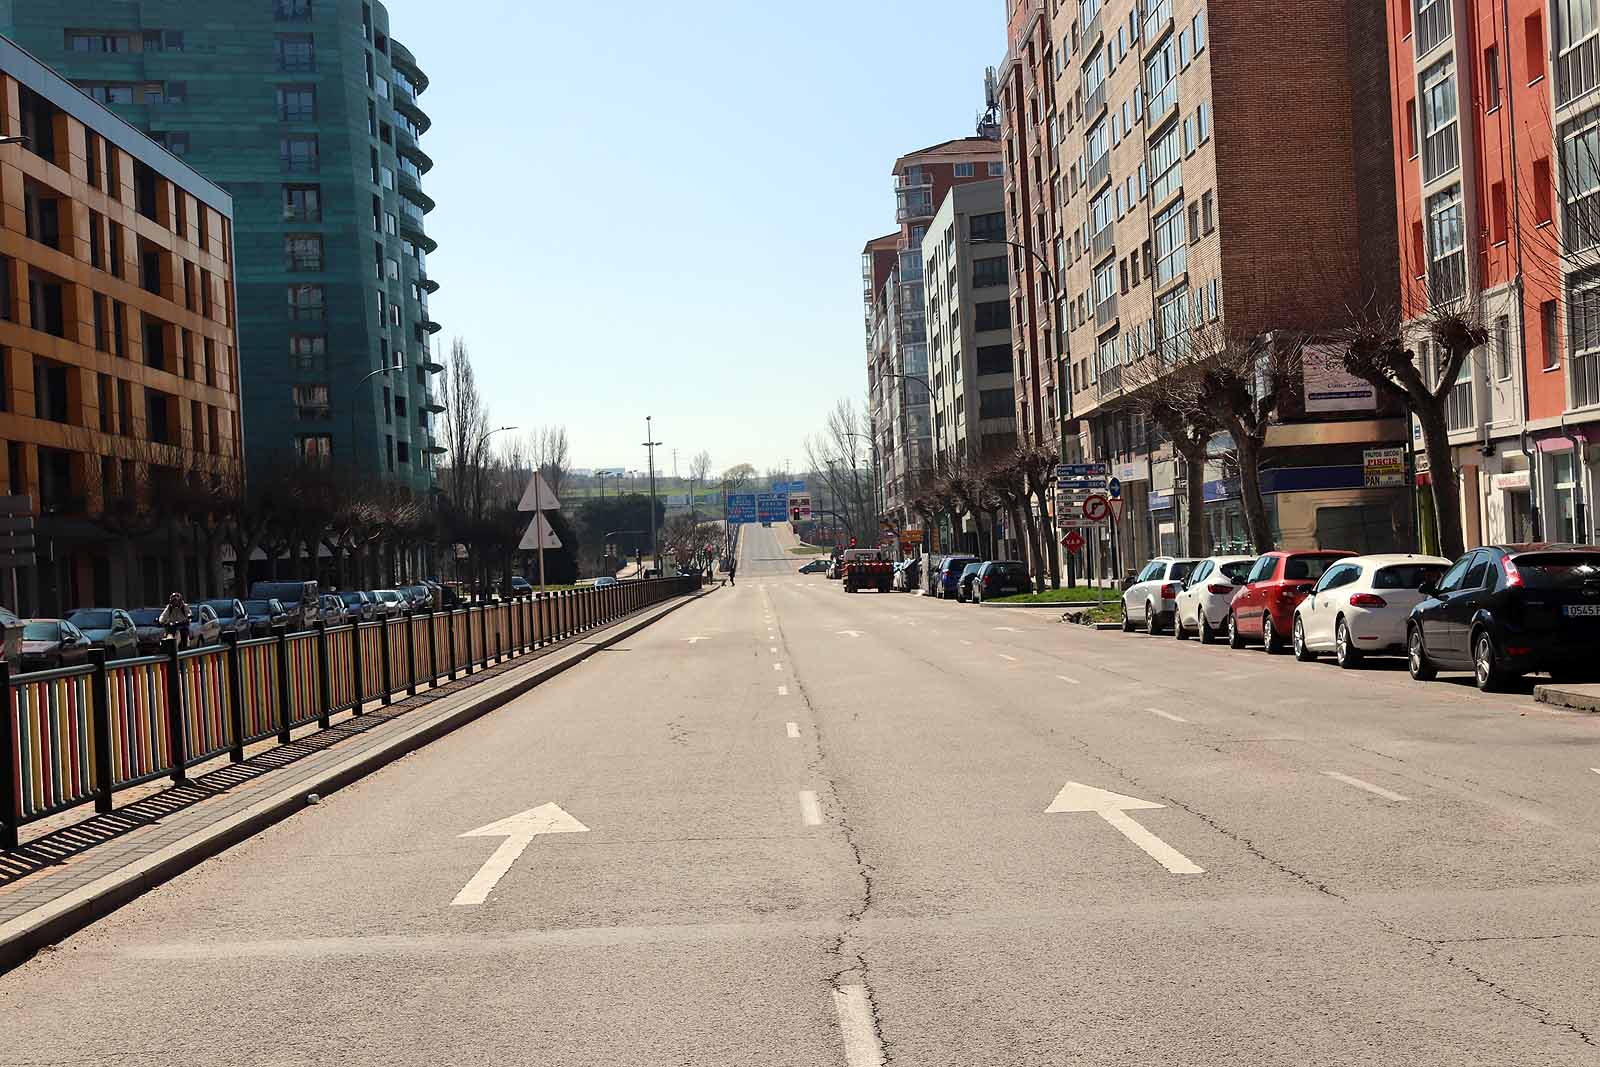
881;371;935;557
643;417;662;575
349;365;397;473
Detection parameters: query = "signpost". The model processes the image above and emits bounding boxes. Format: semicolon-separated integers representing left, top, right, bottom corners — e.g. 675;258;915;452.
727;493;758;524
1082;495;1110;523
516;473;562;592
755;492;789;523
1061;529;1084;555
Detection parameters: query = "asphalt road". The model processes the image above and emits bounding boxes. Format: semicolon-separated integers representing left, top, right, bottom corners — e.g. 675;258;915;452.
4;523;1600;1065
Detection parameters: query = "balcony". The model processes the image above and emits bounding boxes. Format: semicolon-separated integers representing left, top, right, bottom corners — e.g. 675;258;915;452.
894;171;933;192
422;353;444;372
1083;79;1108;121
1095;292;1118;330
390;39;430;93
416;272;440;294
398;213;437;253
1091;224;1115;261
896;198;935;223
1097;365;1123;399
396;134;433;174
398;170;435;212
421;317;442;334
1143;0;1173;42
1086;152;1110;193
392;93;431;133
423;399;445;414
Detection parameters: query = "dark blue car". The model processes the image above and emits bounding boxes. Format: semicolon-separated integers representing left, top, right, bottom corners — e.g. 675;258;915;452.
937;556;978;600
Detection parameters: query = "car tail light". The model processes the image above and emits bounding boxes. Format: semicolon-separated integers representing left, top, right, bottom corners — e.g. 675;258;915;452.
1207;583;1233;595
1348;593;1387;608
1160;583;1178;599
1502;557;1524;588
984;575;994;586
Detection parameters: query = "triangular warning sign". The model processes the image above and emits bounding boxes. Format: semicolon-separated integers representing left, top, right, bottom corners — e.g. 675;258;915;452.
517;471;562;513
517;513;562;551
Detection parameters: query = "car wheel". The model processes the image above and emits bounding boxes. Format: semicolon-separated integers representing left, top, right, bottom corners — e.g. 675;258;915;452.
1335;619;1364;670
1473;630;1514;693
1121;607;1136;633
1146;602;1161;636
1199;613;1216;644
1292;617;1317;661
1262;614;1285;655
1407;626;1437;681
1227;611;1245;650
1173;609;1189;640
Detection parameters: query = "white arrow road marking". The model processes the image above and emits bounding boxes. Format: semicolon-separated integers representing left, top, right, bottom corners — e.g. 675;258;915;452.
1323;771;1409;802
837;630;864;638
833;985;887;1067
998;653;1019;662
799;790;823;825
1146;706;1190;723
1046;782;1203;875
993;626;1022;633
452;803;589;906
684;636;709;644
786;722;800;739
1057;674;1080;685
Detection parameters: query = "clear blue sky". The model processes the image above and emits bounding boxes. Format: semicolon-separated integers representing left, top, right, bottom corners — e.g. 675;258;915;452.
380;0;1002;477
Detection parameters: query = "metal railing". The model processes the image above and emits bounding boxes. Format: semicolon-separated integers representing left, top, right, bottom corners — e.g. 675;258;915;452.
0;577;700;848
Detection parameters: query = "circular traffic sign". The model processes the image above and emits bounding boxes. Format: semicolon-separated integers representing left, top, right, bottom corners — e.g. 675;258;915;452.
1107;477;1122;500
1061;530;1085;554
1082;494;1110;522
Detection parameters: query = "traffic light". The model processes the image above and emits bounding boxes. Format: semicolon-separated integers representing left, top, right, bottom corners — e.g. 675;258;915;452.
791;508;801;523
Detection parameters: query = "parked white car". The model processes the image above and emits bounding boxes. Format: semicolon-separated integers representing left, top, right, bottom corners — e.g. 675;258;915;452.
1121;556;1200;634
1173;555;1257;643
1292;553;1452;668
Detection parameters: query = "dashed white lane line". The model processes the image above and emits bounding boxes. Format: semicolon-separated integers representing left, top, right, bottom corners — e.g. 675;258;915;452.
998;653;1019;662
770;646;778;653
786;722;800;739
960;639;974;646
1146;706;1190;724
832;985;887;1067
799;790;823;825
1323;771;1409;802
773;663;783;672
1057;674;1080;685
778;685;789;696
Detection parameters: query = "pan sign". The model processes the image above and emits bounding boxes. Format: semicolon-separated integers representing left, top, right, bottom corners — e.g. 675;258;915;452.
1363;447;1405;487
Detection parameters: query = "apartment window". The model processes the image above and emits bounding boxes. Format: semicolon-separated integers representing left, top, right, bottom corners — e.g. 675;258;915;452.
283;184;321;222
974;301;1010;332
281;134;319;170
1145;36;1177;123
1555;452;1580;541
1415;0;1452;55
274;33;316;72
1556;0;1600;104
1425;185;1465;300
22;184;60;250
1197;102;1211;143
1484;45;1503;110
970;211;1005;243
142;29;184;52
27;270;65;338
987;162;1004;177
277;86;316;122
204;337;217;384
954;162;975;178
1183;115;1196;155
385;212;399;236
1561;107;1600;249
1086;117;1109;183
1446;347;1475;432
1119;258;1130;294
285;234;323;271
111;300;126;357
382;386;393;424
292;383;331;421
1543;299;1560;369
1192;11;1207;53
1572;281;1600;405
973;256;1008;288
1201;190;1215;233
1154;201;1187;285
1149;122;1182;204
67;31;131;53
1179;27;1191;69
1495;315;1513;381
287;283;325;320
1528;11;1547;84
275;0;314;20
1535;156;1554;224
1187;201;1201;244
296;434;332;464
1420;58;1460;182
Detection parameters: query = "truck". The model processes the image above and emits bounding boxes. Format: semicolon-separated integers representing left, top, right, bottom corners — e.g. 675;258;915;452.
838;548;894;593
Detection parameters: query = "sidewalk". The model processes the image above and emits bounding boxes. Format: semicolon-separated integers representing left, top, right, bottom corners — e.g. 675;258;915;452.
0;588;712;971
1533;682;1600;713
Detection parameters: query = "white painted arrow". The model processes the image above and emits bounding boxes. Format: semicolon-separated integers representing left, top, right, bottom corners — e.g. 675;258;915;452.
837;630;864;638
1046;782;1203;875
993;626;1022;633
451;803;589;906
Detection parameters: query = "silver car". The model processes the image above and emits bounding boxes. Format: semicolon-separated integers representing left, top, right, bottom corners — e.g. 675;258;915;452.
1121;556;1200;634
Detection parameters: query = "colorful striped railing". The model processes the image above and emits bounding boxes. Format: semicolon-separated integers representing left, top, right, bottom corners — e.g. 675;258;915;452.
0;576;701;848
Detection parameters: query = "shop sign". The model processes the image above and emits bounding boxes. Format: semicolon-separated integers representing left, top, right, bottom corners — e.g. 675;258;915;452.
1491;471;1530;492
1304;346;1378;412
1363;447;1406;488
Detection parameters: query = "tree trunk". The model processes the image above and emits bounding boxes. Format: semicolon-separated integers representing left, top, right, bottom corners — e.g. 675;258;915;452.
1034;486;1060;589
1416;404;1465;559
1234;433;1274;552
1178;440;1208;556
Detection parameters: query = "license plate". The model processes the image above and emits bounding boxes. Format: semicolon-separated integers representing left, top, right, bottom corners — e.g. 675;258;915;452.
1564;604;1600;617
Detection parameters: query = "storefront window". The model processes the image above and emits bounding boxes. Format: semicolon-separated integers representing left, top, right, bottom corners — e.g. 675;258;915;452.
1554;452;1578;542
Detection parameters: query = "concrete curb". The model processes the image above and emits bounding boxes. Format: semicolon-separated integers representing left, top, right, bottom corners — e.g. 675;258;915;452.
1533;683;1600;713
0;588;714;974
979;601;1110;610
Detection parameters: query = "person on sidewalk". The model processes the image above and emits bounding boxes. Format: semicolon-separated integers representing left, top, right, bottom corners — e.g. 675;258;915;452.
726;560;737;586
158;592;191;650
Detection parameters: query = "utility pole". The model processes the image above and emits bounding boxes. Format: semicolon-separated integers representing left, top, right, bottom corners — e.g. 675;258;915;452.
644;417;662;573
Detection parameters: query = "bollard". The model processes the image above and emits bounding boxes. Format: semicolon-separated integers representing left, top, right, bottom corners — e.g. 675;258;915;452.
163;637;190;783
314;622;332;729
88;649;112;813
274;627;292;744
224;632;246;761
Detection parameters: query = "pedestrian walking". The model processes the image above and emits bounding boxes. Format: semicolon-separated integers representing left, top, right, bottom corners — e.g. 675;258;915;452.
157;592;191;650
727;560;737;586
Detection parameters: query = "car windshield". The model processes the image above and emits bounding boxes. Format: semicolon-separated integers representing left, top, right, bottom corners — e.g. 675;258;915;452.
1219;561;1254;583
1284;555;1345;581
1168;562;1196;581
22;622;60;641
67;610;113;629
243;601;273;614
992;563;1027;577
129;609;163;625
1374;564;1448;589
342;593;365;604
1511;553;1600;588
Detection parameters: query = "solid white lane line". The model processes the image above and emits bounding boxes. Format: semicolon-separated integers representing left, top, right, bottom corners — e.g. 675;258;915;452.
998;653;1019;662
832;985;887;1067
778;685;789;696
786;722;800;739
1146;707;1190;723
799;791;823;825
1057;674;1080;685
1323;771;1409;802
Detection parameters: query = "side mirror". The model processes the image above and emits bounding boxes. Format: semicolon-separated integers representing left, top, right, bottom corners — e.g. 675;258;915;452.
1417;580;1437;597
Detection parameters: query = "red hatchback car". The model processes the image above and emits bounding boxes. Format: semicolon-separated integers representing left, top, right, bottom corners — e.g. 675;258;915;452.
1227;550;1354;653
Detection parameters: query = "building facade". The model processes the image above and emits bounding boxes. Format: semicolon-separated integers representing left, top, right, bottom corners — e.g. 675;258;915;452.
2;0;443;492
0;33;241;612
864;137;1003;533
1385;0;1594;548
1009;0;1406;566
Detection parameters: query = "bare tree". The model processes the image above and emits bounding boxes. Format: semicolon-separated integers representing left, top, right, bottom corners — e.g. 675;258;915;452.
1121;345;1227;557
528;426;573;503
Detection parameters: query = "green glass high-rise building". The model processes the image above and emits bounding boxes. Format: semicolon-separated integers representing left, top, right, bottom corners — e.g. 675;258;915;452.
0;0;443;492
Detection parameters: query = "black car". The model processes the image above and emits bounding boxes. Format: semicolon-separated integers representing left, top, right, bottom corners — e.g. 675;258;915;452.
202;598;252;638
241;598;289;637
957;562;985;603
798;559;829;574
1407;543;1600;691
972;560;1031;603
